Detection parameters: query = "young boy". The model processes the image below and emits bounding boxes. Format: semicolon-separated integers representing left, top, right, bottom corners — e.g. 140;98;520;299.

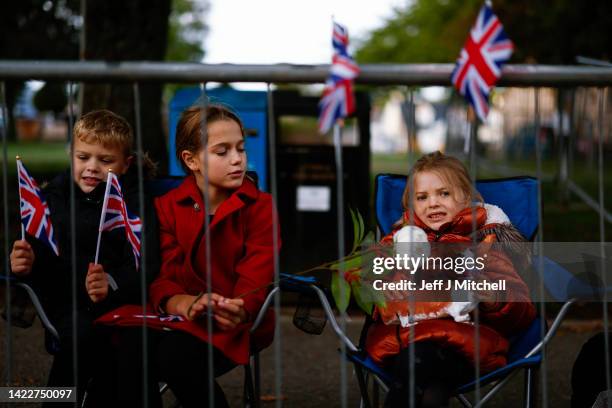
9;109;159;406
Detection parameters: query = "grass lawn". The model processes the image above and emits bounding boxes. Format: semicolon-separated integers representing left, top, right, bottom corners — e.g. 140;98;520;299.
1;141;69;176
0;144;609;242
370;153;612;242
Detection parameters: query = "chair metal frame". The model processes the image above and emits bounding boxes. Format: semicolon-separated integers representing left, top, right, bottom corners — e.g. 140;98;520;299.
4;276;282;408
344;173;576;408
346;300;575;408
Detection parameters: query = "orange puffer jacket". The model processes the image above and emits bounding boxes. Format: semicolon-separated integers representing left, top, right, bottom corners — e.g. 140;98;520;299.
365;206;536;373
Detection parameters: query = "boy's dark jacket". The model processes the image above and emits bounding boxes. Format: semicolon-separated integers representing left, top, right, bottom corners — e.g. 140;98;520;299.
22;167;160;322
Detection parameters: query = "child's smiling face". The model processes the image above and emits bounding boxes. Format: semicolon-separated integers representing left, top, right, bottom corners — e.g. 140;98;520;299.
72;137;131;193
412;170;467;231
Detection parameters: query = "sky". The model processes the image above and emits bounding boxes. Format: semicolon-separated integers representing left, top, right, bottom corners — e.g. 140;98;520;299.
204;0;407;65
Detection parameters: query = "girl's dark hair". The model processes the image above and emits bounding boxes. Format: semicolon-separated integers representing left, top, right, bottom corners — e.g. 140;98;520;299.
175;104;245;173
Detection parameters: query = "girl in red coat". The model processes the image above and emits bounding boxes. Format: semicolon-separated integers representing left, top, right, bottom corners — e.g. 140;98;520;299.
366;152;535;407
149;104;279;407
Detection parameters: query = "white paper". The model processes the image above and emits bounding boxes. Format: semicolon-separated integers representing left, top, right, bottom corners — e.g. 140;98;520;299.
296;186;331;212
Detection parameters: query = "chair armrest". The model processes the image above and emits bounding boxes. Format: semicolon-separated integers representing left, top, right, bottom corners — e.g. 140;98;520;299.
249;273;321;333
13;282;60;342
250;287;279;333
526;298;576;358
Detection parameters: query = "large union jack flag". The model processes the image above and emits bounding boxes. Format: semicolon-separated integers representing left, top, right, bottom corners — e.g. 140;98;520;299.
318;21;360;134
17;158;59;255
451;3;513;122
100;172;141;268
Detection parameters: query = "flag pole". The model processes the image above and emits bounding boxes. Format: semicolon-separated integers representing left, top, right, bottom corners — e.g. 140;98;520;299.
332;119;350;408
15;156;25;240
94;170;113;265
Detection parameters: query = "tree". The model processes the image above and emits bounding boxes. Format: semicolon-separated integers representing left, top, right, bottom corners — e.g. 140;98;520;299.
81;0;209;173
355;0;480;64
1;0;208;172
495;0;611;63
166;0;208;62
33;82;68;115
81;0;172;172
0;0;79;140
356;0;612;64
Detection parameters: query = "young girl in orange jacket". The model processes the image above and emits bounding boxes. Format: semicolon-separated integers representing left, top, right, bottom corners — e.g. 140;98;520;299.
365;152;535;408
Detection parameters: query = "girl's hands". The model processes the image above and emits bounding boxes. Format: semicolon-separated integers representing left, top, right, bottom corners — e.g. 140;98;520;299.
186;292;224;320
10;240;35;276
214;298;247;331
167;293;247;329
168;293;221;321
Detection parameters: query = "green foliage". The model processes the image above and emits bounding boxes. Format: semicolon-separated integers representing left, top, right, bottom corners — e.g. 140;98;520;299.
493;0;612;63
356;0;481;63
356;0;612;64
331;272;351;314
0;0;80;60
328;208;385;314
166;0;208;61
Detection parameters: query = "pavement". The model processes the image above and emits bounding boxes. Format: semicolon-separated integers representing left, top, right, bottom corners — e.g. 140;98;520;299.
0;304;608;408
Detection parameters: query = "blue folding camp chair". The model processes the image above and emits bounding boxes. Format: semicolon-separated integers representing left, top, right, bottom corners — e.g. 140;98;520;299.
343;174;577;408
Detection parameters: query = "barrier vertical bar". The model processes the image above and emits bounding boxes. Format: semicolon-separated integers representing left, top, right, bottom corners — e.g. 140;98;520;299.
197;83;216;408
333;121;349;408
406;87;416;408
66;81;79;402
132;82;149;408
468;108;481;405
597;87;610;408
266;83;283;408
557;89;569;203
1;81;12;386
533;87;548;407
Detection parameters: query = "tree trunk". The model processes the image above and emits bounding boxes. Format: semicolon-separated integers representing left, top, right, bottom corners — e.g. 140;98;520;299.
81;0;171;173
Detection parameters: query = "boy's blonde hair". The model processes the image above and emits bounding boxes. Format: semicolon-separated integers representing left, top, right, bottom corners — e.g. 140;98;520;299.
73;109;133;157
401;151;483;211
175;104;245;173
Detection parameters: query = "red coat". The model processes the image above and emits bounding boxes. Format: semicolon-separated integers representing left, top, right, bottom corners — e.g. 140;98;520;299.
150;175;279;364
366;207;536;373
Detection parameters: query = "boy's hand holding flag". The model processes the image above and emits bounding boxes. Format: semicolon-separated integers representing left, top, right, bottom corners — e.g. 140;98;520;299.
86;262;109;303
89;170;141;302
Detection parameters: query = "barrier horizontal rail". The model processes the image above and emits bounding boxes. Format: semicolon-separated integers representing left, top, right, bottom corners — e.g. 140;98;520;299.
0;61;611;86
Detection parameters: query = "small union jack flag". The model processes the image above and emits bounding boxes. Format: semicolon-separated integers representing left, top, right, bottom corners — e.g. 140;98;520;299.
17;158;59;256
318;21;360;134
99;172;141;268
451;3;513;122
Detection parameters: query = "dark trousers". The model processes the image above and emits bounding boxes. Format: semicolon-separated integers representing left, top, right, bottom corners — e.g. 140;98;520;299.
43;311;114;408
384;342;473;408
156;331;236;408
113;328;236;408
108;327;162;408
572;332;612;408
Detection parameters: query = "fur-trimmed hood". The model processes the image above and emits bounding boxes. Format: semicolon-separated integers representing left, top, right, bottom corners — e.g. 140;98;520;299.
477;203;531;272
